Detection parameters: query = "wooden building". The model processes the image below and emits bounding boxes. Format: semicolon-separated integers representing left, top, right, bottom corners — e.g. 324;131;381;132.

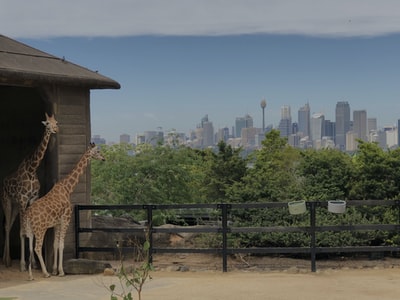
0;35;120;262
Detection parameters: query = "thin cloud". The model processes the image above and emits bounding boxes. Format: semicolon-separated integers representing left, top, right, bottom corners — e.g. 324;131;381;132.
2;0;400;38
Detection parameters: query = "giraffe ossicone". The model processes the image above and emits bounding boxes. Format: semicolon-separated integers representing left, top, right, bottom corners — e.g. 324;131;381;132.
25;143;105;280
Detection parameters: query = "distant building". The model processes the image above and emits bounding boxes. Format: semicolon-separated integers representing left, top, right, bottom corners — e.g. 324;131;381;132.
353;110;367;142
135;134;145;145
235;114;253;138
241;127;260;147
346;131;358;151
383;126;398;149
164;130;186;146
202;119;214;147
310;113;325;145
288;134;300;148
335;101;351;150
292;122;298;135
321;136;335;149
144;130;164;146
120;133;130;144
368;118;377;134
191;127;204;148
190;115;214;149
323;120;335;141
92;135;106;145
216;127;230;143
298;103;310;138
278;105;292;137
226;137;242;149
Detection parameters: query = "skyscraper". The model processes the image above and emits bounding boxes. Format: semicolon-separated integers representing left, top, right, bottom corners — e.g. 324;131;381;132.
298;103;310;138
235;114;253;138
216;127;230;143
192;115;215;148
278;105;292;137
202;120;214;147
368;117;377;133
310;113;325;144
323;120;335;139
367;118;377;142
120;133;130;144
144;131;164;146
200;114;214;147
353;110;367;142
335;101;351;150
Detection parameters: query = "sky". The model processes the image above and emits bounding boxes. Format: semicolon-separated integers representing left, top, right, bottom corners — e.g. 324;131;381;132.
2;0;400;143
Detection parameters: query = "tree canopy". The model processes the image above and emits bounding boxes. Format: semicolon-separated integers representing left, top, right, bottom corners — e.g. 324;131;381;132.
92;135;400;206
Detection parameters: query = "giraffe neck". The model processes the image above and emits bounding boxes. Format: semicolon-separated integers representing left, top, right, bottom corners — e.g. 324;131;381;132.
25;128;52;173
59;150;92;194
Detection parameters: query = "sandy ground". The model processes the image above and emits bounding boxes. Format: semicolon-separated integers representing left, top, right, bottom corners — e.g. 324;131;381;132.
2;254;400;299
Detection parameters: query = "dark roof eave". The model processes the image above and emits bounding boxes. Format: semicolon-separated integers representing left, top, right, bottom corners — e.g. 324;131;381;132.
0;69;121;90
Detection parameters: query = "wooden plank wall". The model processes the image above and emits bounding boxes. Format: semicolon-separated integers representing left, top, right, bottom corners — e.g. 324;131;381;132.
53;86;92;261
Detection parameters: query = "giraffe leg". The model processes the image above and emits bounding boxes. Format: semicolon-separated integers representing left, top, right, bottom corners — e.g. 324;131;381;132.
19;228;36;271
57;226;67;277
3;205;18;267
3;221;11;267
57;240;65;277
19;210;28;272
52;226;61;275
34;231;50;278
27;233;35;280
20;231;26;271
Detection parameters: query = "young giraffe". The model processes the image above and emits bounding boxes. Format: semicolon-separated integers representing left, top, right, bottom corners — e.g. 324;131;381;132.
24;143;105;280
2;113;58;270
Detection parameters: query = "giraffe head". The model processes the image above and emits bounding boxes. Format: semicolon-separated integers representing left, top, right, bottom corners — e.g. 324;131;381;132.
88;143;105;161
42;113;59;134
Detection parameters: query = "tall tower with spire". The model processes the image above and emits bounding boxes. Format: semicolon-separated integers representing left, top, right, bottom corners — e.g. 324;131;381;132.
260;99;267;133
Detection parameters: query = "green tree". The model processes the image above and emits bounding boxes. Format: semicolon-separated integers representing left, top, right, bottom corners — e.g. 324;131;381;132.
228;130;302;202
350;141;395;199
91;144;202;206
297;148;354;200
200;141;246;203
91;143;136;205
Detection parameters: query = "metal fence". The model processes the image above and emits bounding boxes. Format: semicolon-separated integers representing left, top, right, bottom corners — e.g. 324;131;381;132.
74;200;400;272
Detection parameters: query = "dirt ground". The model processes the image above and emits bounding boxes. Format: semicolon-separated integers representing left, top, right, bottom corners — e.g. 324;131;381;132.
2;254;400;299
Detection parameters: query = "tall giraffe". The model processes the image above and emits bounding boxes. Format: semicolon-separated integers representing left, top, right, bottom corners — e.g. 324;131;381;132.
2;113;58;270
24;143;105;280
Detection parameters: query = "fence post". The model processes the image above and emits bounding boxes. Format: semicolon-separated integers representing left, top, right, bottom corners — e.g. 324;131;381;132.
308;201;317;272
396;200;400;239
218;203;231;272
143;204;155;264
396;200;400;225
74;205;80;259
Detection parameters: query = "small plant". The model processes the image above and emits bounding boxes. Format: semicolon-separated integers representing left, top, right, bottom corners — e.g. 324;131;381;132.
108;229;154;300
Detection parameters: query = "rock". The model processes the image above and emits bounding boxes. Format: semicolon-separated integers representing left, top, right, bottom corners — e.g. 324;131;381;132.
82;215;147;260
178;265;190;272
165;265;181;272
104;268;115;276
65;258;112;275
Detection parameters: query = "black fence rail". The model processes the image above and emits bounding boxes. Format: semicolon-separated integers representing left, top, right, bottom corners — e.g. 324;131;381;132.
74;200;400;272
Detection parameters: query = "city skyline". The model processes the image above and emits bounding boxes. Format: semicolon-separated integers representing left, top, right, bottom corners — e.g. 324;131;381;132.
3;1;400;143
96;100;395;146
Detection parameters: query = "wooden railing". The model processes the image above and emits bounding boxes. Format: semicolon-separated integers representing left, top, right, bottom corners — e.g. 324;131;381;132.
74;200;400;272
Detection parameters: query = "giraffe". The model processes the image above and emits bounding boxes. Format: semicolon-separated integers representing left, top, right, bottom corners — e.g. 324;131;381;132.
24;143;105;280
2;113;58;270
